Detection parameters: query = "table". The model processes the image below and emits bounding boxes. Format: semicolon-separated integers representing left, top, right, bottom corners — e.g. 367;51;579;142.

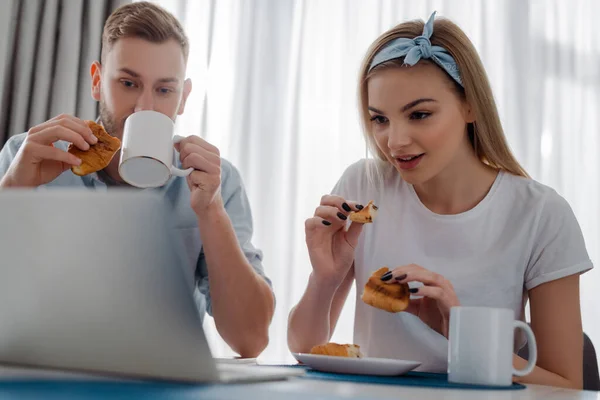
0;375;596;399
247;378;600;400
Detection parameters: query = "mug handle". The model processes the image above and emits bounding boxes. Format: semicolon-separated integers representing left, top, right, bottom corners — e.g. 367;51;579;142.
171;135;194;177
513;321;537;377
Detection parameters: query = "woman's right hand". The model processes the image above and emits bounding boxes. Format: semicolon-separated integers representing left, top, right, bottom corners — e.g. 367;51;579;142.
0;114;98;188
305;195;365;288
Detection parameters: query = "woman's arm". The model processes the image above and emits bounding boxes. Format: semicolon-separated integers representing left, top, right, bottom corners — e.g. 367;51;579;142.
287;267;355;353
514;274;583;389
288;193;365;354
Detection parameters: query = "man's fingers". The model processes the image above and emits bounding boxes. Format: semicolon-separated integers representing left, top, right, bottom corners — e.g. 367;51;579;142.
30;125;92;151
180;135;220;156
25;142;82;166
30;117;97;145
179;142;221;165
181;153;220;175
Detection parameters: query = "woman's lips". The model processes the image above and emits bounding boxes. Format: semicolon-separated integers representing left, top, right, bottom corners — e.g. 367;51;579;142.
395;154;425;170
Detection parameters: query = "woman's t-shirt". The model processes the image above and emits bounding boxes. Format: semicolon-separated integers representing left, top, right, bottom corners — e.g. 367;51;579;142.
332;159;593;372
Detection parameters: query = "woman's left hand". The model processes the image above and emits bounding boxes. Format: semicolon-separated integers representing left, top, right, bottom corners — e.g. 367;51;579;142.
381;264;460;338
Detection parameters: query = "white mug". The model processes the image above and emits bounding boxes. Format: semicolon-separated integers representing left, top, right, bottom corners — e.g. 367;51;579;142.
448;306;537;386
119;110;193;188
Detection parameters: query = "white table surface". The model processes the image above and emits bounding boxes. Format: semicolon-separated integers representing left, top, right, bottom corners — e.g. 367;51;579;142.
243;377;600;400
0;364;596;399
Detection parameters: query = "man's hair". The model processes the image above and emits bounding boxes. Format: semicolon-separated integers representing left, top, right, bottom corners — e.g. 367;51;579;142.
101;1;189;63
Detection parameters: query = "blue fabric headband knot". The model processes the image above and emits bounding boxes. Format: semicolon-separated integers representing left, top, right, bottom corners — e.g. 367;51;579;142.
368;11;463;87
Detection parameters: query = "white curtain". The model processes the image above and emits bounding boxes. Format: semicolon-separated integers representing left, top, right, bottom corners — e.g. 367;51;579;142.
144;0;600;364
0;0;129;144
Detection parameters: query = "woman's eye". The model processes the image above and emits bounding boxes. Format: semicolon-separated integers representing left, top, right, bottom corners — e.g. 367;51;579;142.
410;112;431;120
370;115;388;124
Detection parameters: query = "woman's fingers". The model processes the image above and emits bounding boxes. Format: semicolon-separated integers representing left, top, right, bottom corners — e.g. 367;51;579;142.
319;195;364;213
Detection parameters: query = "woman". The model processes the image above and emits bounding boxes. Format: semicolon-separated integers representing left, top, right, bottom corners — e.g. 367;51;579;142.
287;12;592;389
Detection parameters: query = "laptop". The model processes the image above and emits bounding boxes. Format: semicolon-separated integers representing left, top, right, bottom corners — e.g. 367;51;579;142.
0;189;302;383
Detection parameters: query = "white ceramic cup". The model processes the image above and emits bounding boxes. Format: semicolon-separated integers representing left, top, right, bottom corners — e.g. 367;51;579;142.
119;110;193;188
448;306;537;386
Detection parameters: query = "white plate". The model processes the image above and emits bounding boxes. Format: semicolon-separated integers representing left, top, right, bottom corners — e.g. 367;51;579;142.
215;357;258;365
292;353;421;376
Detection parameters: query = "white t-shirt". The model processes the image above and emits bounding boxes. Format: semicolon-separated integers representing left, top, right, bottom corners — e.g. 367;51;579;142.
332;159;593;372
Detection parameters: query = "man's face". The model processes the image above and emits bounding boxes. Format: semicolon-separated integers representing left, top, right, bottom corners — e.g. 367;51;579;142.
91;37;191;140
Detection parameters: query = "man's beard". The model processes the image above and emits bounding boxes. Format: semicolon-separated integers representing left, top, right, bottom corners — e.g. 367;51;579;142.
97;99;129;183
98;99;126;140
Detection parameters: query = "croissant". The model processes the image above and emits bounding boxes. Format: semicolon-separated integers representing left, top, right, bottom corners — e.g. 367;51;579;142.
362;267;410;313
349;200;378;223
310;343;362;358
68;120;121;176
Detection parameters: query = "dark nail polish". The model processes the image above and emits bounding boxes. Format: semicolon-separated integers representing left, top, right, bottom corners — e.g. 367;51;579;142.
337;212;347;220
409;288;419;294
380;272;392;281
342;203;352;212
394;274;407;281
322;220;332;226
356;204;364;210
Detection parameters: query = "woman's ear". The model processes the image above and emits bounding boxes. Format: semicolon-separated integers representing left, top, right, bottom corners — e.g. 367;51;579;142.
462;101;475;123
90;61;102;101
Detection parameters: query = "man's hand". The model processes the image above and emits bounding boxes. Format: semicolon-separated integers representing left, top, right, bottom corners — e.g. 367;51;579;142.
0;114;98;188
175;135;222;216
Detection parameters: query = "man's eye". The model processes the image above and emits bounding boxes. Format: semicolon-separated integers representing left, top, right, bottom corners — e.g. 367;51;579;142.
121;80;136;88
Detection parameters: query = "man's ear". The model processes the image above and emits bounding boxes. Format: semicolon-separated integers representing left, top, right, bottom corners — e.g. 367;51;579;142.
178;78;192;115
90;61;102;101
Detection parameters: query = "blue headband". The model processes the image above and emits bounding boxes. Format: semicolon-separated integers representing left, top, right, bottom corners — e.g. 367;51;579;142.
368;11;463;87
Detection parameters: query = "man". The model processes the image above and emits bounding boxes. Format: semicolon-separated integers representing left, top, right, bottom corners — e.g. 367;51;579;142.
0;2;274;358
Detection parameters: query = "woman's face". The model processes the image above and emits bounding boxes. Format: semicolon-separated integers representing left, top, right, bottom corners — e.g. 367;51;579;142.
367;62;474;185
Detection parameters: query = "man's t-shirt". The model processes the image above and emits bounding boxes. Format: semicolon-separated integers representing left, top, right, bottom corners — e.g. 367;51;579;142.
0;132;272;322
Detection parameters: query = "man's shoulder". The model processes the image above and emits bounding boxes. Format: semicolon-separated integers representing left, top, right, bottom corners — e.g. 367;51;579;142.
219;157;244;188
0;133;83;187
2;132;27;152
2;133;70;154
0;133;27;170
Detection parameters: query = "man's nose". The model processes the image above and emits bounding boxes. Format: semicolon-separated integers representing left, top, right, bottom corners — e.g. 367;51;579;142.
134;89;155;113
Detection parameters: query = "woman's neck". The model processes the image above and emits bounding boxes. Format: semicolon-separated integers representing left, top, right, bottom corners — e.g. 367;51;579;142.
413;147;499;215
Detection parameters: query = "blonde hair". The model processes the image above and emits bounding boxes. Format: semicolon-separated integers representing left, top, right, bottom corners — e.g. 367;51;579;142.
102;2;189;63
358;16;528;178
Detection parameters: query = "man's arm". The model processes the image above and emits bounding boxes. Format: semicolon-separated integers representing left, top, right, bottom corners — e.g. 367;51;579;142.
0;116;95;188
176;136;274;357
198;201;274;357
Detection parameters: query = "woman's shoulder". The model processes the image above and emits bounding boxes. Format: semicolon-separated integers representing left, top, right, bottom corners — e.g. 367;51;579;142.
501;172;573;219
501;174;592;289
339;158;402;184
333;158;403;199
